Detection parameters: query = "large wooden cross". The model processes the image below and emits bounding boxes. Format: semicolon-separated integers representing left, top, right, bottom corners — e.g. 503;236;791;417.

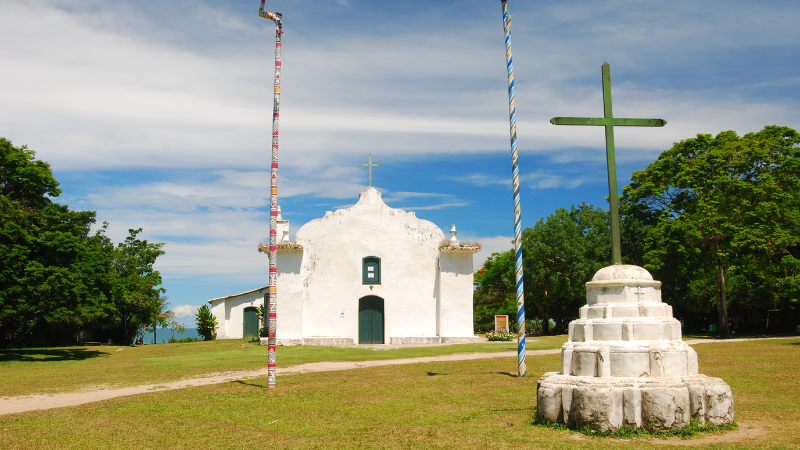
551;62;666;265
360;153;381;187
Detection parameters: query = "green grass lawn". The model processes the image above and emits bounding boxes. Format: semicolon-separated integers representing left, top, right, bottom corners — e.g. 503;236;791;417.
1;337;799;449
0;336;567;397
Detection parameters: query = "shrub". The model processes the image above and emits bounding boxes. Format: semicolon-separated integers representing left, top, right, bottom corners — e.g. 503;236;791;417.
486;329;514;341
167;336;203;343
195;304;218;341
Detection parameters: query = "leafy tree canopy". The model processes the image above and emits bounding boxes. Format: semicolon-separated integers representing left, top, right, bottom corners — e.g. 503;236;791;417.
475;203;613;335
1;138;166;346
624;125;800;336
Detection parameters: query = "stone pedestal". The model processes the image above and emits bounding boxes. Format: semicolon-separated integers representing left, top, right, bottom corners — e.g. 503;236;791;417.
536;265;734;431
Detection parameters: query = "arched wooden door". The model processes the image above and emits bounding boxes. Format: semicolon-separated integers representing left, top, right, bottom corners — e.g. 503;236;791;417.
243;306;259;338
359;296;384;344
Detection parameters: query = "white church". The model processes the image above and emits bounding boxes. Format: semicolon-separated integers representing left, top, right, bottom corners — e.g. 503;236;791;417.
208;186;481;346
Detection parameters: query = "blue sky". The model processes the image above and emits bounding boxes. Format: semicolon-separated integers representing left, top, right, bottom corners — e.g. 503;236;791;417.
2;0;799;326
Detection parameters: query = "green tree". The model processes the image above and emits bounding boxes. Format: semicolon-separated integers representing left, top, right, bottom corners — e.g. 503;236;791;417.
0;138;169;346
195;304;218;341
146;295;174;344
473;249;517;332
474;204;615;335
624;126;800;337
112;228;166;345
521;203;611;334
167;320;186;341
1;139;115;345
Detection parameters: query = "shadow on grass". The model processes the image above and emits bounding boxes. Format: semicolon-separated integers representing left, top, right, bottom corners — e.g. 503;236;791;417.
0;348;107;362
232;380;269;389
495;372;517;377
426;371;445;376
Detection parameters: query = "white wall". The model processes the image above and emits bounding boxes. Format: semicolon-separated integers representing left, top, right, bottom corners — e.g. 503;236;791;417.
285;187;444;344
276;252;304;339
439;253;476;337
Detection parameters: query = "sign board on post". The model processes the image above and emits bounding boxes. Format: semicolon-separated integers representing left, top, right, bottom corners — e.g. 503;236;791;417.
495;315;509;331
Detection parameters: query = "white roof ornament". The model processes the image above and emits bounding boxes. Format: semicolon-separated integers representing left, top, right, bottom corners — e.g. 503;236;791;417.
450;224;459;246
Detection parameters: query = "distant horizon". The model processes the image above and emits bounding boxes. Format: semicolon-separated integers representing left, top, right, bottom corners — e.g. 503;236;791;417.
142;327;201;344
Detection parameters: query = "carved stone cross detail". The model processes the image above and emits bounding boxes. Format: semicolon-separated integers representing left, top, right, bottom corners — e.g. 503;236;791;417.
632;286;646;302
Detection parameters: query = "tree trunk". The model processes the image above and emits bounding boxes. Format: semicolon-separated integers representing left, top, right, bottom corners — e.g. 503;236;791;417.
715;263;730;338
541;294;551;336
154;324;157;345
531;296;550;335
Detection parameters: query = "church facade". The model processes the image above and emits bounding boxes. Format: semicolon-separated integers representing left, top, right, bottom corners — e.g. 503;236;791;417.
208;187;480;345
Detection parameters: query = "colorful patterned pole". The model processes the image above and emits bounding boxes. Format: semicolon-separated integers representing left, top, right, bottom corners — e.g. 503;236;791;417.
501;0;526;378
259;0;282;389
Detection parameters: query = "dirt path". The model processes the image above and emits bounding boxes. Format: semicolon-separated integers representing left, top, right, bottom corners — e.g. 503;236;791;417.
0;350;544;416
0;337;792;416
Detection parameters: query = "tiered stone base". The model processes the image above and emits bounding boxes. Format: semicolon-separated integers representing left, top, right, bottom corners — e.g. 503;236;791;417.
537;372;734;431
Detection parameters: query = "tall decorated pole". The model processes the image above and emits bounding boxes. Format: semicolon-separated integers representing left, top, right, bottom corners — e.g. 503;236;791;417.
259;0;282;389
500;0;526;378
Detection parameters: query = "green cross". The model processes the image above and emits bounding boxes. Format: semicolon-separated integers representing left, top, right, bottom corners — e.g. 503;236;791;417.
551;62;666;265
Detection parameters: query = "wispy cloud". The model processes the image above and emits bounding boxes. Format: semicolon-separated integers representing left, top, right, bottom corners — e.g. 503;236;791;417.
447;172;591;190
444;174;508;187
402;201;472;211
6;1;796;174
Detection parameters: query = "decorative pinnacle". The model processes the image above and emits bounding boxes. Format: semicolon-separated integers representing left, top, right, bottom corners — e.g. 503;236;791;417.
450;224;459;246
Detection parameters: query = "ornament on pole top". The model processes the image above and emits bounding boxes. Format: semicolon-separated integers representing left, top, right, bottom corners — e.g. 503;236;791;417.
450;224;459;246
259;0;282;30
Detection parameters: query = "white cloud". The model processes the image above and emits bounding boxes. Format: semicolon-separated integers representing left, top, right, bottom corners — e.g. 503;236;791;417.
171;305;197;319
2;1;797;174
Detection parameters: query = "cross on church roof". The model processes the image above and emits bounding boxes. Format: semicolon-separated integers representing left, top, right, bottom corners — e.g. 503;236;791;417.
359;153;381;187
550;62;666;265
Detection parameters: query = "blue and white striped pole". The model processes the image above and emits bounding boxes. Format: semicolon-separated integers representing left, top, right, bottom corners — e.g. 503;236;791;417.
501;0;526;378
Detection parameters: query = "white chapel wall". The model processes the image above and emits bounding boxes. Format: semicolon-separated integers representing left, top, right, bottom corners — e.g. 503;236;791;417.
276;252;304;339
292;188;444;344
438;253;476;337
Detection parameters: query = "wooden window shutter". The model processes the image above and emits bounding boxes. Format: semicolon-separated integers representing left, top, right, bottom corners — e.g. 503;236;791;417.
362;256;381;284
